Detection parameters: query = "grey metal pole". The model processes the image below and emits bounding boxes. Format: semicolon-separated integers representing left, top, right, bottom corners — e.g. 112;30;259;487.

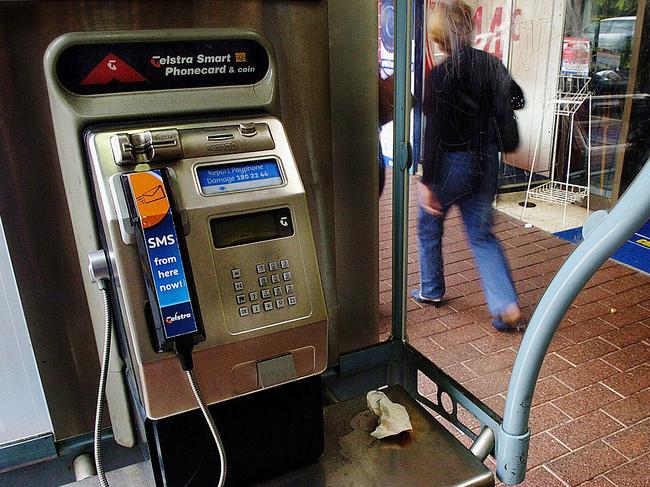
391;0;413;342
497;159;650;484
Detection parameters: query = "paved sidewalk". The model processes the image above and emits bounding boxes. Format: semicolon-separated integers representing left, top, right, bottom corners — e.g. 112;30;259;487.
379;175;650;487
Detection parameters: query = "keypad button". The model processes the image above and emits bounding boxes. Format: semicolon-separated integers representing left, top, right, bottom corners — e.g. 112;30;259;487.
275;298;285;308
239;306;249;317
256;264;266;274
249;291;259;301
271;274;280;284
231;268;242;279
263;301;273;312
234;281;244;291
285;284;294;294
251;304;261;314
287;296;297;306
280;259;290;269
273;286;282;296
282;272;292;282
236;294;246;304
268;261;279;271
261;289;271;299
258;276;269;286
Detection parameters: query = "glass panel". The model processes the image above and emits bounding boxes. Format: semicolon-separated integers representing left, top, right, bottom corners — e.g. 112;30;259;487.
379;0;396;343
563;0;640;201
407;0;649;402
609;19;634;33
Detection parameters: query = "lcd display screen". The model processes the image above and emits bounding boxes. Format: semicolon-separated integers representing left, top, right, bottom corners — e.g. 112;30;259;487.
210;208;294;248
197;159;282;194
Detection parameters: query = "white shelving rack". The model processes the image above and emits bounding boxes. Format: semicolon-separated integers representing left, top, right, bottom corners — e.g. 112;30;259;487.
522;75;592;227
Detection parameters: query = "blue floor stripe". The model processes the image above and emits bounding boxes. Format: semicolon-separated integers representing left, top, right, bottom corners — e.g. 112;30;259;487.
554;220;650;274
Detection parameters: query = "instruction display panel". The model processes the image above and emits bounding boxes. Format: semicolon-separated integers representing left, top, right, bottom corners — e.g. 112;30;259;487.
197;159;282;194
123;170;199;339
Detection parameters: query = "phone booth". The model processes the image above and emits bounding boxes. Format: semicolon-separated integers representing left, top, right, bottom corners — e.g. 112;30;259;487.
45;30;328;486
26;2;650;487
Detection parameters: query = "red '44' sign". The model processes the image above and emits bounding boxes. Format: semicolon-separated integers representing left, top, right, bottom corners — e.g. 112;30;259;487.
473;5;522;59
425;2;522;72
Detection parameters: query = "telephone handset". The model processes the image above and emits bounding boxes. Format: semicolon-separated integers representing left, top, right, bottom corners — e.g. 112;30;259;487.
121;168;205;361
98;166;226;487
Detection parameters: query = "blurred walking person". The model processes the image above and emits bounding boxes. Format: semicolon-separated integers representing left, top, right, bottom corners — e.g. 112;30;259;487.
412;0;525;331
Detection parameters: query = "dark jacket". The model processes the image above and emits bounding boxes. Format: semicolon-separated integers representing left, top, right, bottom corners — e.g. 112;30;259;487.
421;47;523;185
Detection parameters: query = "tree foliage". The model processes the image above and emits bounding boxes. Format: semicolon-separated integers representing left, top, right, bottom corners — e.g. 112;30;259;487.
591;0;638;18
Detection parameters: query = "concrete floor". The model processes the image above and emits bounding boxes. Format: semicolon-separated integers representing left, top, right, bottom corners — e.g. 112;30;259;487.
379;173;650;486
495;191;592;234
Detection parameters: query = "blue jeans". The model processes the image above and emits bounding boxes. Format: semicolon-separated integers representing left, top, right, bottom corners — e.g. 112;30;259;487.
417;147;518;318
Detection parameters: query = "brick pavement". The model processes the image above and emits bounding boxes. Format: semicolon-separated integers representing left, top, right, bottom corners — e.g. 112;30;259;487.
379;174;650;487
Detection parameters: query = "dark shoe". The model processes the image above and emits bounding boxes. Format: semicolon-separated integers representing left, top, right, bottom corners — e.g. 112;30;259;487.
410;290;443;307
492;317;527;333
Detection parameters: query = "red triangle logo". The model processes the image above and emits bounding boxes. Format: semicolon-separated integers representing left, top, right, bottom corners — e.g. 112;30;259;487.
81;53;147;85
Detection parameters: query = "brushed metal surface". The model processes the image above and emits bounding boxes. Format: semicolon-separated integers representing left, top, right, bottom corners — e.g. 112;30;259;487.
86;117;328;419
62;386;493;487
1;0;379;440
328;0;380;355
259;385;494;486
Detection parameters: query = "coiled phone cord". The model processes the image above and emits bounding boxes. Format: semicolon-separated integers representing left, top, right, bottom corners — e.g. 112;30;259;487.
94;287;112;487
185;369;227;487
93;286;227;486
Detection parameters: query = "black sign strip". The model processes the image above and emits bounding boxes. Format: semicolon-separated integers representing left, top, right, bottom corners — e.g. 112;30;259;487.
56;39;270;95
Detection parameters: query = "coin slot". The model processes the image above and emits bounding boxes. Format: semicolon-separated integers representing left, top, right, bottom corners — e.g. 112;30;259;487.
206;133;235;142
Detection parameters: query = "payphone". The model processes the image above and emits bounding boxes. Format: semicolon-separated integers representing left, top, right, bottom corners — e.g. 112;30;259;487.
45;30;328;485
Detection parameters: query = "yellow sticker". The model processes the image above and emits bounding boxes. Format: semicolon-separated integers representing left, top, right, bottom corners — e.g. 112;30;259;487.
635;238;650;248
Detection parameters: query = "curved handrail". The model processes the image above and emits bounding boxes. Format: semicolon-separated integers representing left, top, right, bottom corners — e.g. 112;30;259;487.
497;159;650;483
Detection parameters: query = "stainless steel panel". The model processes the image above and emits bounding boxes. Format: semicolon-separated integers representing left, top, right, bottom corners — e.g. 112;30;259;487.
0;0;383;439
86;116;328;419
259;385;494;487
0;218;53;447
1;1;336;440
328;0;380;355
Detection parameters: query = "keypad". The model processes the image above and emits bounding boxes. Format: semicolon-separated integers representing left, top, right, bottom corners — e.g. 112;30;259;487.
230;259;296;315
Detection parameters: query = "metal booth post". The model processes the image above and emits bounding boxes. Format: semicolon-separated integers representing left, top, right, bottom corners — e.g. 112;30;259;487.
391;0;413;344
498;159;650;483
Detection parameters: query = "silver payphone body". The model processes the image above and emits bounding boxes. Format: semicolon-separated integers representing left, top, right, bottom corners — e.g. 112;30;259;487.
45;29;328;485
87;116;328;420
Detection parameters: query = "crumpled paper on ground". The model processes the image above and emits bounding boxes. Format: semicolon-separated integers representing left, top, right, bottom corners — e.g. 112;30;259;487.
366;390;413;439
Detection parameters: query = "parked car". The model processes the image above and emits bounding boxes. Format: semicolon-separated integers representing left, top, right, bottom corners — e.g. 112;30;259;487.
582;16;636;52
